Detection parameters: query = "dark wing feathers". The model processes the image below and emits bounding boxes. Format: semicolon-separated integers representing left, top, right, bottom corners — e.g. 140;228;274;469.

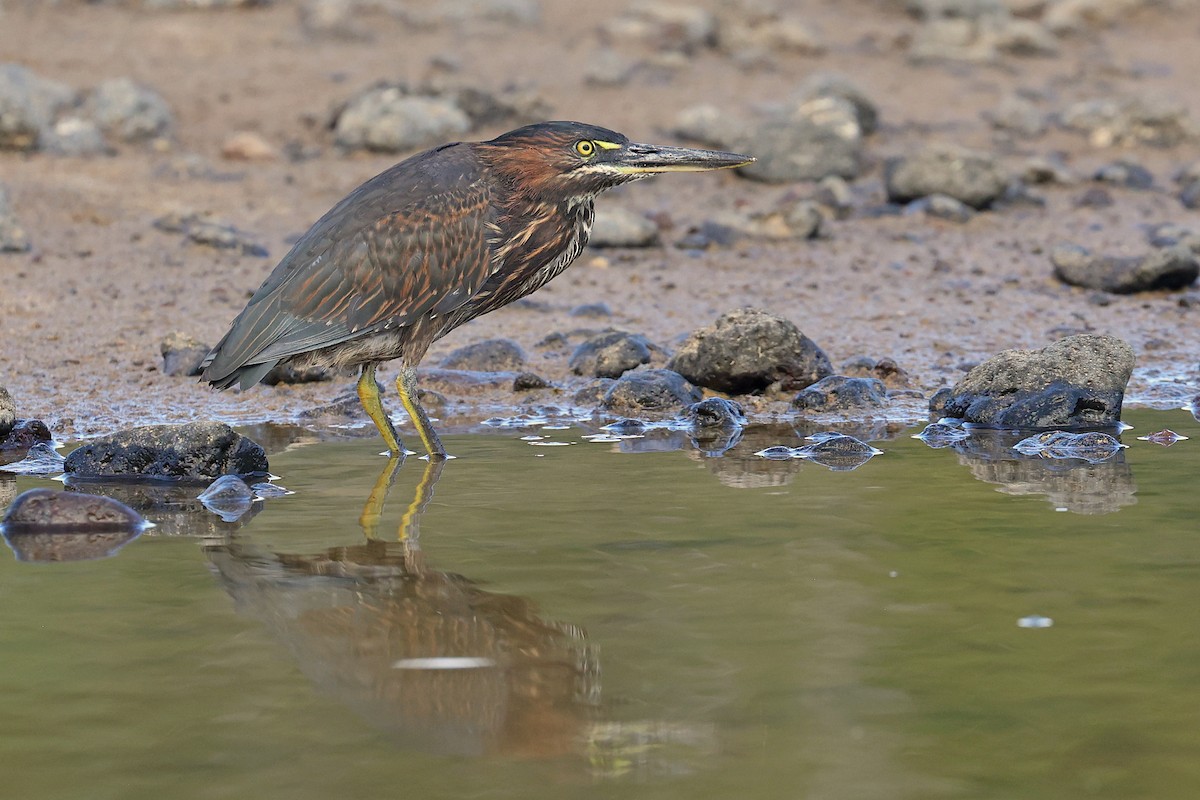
202;143;496;387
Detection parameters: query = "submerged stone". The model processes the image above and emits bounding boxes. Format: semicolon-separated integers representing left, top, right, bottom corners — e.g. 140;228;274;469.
684;397;747;429
1013;430;1126;462
197;474;255;522
2;487;145;531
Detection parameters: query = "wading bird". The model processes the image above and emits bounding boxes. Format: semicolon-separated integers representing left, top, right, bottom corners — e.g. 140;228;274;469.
201;121;753;458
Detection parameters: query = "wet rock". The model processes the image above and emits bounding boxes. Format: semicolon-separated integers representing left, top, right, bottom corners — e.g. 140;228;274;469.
600;369;702;414
332;84;470;152
512;372;550;391
439;338;526;371
668;308;833;395
756;433;882;471
572;378;616;408
197;474;255;522
912;421;971;447
1137;429;1188;446
1094;160;1154;189
262;363;333;385
885;145;1008;209
935;334;1135;428
0;442;66;476
0;419;52;451
0;185;31;252
2;487;145;531
0;386;13;438
1051;243;1198;293
684;397;746;429
588;206;659;248
41;116;109;157
1012;430;1126;462
152;211;268;257
160;331;210;377
792;375;888;412
220;131;277;161
984;95;1047;137
599;4;717;54
86;78;173;144
736;102;863;183
1059;97;1195;148
64;422;269;481
570;331;653;378
841;356;912;388
906;193;975;223
0;63;75;151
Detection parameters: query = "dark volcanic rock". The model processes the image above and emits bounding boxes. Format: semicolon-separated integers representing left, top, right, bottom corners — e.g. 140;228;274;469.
64;422;269;481
840;356;912;388
885;145;1008;209
0;385;13;439
1051;243;1198;293
2;487;145;532
792;375;887;411
439;338;526;371
160;331;210;377
685;397;747;429
569;331;653;378
0;419;52;450
512;371;551;391
600;369;702;414
935;334;1135;428
668;307;833;394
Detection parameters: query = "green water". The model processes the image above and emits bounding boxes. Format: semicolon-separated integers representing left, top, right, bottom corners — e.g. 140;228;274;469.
1;409;1198;799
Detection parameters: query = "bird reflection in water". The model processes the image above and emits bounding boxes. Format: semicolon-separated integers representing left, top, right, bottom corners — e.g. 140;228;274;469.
205;457;601;758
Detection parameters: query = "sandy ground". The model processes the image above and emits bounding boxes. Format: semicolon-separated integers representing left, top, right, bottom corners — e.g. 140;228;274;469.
1;0;1199;438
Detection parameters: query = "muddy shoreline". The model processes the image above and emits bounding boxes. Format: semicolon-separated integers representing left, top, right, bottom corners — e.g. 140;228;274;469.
1;1;1198;439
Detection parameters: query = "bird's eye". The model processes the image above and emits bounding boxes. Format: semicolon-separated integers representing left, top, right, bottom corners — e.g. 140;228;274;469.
574;140;595;158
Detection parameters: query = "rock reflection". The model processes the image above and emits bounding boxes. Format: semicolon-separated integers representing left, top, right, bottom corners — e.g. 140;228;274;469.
62;477;261;536
939;428;1136;514
205;458;602;759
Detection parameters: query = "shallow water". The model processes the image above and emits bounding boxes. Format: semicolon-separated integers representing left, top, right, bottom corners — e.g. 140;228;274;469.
1;408;1198;799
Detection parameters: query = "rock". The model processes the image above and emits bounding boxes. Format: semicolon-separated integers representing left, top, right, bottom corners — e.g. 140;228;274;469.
64;422;269;481
0;185;31;252
905;0;1008;19
512;372;550;391
0;419;52;451
736;104;863;183
1059;97;1194;148
1146;223;1200;252
672;104;749;150
569;331;653;378
814;175;855;217
41;116;109;157
1051;243;1198;293
332;84;470;152
1;487;145;531
1179;180;1200;210
599;4;717;53
717;14;825;59
906;193;975;223
570;302;612;318
756;433;882;471
1074;186;1113;208
840;356;912;388
912;421;971;447
588;206;659;248
0;386;14;439
885;145;1008;209
600;369;702;414
583;48;639;88
87;78;174;144
220;131;277;161
935;334;1135;428
152;211;268;257
197;474;255;522
793;375;888;411
1;489;145;562
438;338;526;371
261;363;333;385
984;95;1047;137
160;331;210;377
0;442;65;476
0;63;75;151
1012;430;1126;462
908;18;998;63
668;307;833;394
709;196;824;241
1093;160;1154;189
684;397;746;429
298;0;364;38
795;72;879;135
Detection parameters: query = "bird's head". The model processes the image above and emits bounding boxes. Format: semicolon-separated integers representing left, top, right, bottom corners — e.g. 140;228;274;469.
478;121;754;200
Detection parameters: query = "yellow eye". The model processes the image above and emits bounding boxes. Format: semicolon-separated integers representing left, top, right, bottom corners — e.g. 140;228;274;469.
575;140;595;158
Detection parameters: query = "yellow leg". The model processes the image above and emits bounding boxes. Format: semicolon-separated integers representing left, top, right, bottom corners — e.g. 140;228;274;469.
358;456;402;540
396;366;447;459
399;456;446;541
357;363;404;456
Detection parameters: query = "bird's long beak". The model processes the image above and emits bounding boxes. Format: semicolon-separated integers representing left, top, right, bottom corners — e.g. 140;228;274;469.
612;142;755;174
